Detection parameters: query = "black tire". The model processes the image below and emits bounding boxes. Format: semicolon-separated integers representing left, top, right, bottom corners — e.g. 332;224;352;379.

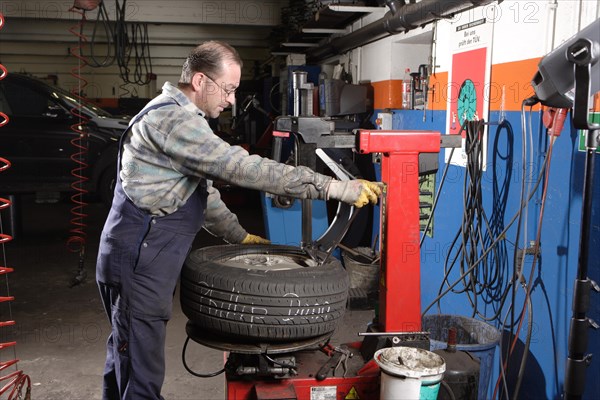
180;244;349;342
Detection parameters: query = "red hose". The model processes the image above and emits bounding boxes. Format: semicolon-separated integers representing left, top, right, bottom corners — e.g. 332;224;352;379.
0;112;8;128
66;7;91;256
0;12;31;400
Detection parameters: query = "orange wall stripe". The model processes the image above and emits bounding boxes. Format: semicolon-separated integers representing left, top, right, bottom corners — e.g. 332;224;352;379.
373;58;549;112
371;56;600;113
428;72;448;111
489;57;542;112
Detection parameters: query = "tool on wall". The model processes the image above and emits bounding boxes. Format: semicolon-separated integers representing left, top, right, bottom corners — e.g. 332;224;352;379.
410;64;428;111
0;12;32;400
401;64;429;112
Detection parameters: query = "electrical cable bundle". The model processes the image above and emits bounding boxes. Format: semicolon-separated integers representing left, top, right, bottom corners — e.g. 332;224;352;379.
89;0;115;68
0;12;32;400
89;0;153;90
114;2;153;86
433;119;514;322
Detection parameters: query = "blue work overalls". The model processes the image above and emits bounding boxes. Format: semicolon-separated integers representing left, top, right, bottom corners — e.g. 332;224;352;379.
96;100;208;399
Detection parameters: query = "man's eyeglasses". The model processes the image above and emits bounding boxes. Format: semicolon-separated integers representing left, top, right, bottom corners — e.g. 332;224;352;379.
202;73;237;98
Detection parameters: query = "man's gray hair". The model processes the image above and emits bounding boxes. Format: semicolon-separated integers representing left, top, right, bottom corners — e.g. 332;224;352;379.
178;41;243;88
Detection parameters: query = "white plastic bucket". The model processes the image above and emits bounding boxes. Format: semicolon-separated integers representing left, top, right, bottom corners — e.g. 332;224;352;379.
374;346;446;400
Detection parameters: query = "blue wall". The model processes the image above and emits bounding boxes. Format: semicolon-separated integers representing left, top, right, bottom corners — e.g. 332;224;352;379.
387;109;600;399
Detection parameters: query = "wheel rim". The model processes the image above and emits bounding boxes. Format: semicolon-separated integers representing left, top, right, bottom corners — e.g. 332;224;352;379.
221;253;317;271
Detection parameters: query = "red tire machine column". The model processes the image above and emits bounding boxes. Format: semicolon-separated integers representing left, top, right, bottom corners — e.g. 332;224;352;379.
357;129;441;332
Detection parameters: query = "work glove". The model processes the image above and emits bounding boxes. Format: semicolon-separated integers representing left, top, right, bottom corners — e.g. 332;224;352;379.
241;233;271;245
327;179;383;208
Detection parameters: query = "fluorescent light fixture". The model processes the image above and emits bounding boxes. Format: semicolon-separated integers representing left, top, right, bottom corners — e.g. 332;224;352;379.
328;5;385;14
281;42;320;47
302;28;347;34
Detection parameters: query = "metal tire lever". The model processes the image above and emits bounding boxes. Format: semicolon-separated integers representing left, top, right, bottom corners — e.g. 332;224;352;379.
318;208;362;266
310;148;360;266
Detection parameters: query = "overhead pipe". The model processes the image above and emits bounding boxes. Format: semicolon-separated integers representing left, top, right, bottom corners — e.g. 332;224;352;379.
307;0;499;62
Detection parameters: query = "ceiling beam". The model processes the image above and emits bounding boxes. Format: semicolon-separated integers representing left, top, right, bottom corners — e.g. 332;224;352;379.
1;1;285;26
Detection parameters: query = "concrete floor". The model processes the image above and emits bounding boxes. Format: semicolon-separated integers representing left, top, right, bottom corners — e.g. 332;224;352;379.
1;192;375;400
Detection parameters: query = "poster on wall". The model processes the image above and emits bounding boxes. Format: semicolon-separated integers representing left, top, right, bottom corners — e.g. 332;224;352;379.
445;17;494;168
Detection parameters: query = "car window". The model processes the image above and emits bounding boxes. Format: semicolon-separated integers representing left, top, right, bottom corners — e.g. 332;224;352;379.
0;76;116;120
54;88;113;118
1;79;57;117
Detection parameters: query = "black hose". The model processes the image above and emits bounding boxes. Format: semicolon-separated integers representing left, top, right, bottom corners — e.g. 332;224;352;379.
422;152;549;317
113;0;153;87
512;291;533;400
88;0;115;67
181;336;225;378
440;380;457;400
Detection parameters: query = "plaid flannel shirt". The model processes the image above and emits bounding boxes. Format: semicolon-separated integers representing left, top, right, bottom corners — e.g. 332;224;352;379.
120;82;332;243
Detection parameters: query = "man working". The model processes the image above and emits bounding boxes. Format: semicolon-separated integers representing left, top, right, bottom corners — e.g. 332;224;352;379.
96;40;382;399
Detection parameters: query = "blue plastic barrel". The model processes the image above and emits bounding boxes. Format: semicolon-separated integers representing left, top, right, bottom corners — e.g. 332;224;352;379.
422;314;501;400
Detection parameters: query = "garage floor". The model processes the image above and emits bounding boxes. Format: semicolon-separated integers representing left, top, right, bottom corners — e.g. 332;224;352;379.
1;192;374;400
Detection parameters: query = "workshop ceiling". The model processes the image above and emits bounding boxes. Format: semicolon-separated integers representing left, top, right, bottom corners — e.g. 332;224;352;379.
0;1;287;78
0;0;389;89
0;1;387;68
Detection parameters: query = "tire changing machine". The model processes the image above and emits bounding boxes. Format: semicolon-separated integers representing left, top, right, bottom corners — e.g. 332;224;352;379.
186;115;460;399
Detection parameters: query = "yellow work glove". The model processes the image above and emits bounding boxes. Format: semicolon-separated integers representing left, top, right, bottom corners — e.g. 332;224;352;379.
327;179;383;208
241;234;271;245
